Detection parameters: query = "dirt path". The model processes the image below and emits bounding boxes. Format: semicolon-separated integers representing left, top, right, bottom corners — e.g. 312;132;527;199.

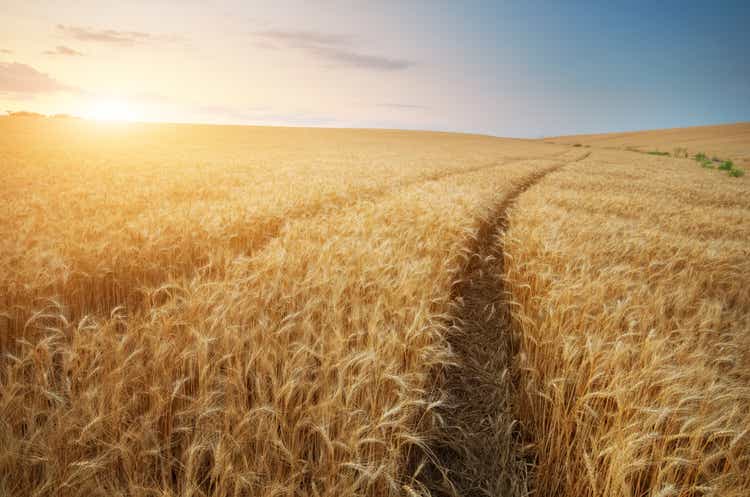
418;152;587;497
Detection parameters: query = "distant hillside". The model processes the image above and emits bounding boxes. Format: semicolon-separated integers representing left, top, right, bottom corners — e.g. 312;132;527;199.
547;122;750;167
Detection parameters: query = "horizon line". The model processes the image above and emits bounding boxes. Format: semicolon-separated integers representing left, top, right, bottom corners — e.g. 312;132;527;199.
2;112;747;141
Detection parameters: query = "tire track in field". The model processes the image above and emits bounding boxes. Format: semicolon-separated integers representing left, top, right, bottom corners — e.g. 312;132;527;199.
233;150;574;264
236;154;560;257
3;154;563;343
416;152;588;497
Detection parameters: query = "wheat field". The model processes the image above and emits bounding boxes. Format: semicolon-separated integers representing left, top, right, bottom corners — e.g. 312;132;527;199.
1;116;748;497
549;122;750;169
504;149;750;497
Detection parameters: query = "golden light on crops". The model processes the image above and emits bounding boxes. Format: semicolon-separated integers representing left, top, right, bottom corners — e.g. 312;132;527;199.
0;117;748;497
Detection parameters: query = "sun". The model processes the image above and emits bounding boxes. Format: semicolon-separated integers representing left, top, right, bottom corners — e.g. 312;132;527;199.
84;98;138;122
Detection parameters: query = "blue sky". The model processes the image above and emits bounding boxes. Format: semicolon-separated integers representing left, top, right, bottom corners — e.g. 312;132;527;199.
1;0;748;136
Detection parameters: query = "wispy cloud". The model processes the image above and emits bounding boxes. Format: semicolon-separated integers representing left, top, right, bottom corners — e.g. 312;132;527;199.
254;30;415;71
310;47;413;71
0;62;76;94
57;24;178;45
377;103;428;110
43;45;84;56
256;30;353;47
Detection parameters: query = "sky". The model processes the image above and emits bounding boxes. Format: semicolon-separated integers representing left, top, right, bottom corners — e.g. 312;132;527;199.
0;0;748;137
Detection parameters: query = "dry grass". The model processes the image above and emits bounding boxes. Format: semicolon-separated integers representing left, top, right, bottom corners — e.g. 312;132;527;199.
2;116;748;497
504;149;750;497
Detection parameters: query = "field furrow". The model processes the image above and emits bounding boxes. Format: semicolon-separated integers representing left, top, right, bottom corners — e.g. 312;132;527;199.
416;153;588;497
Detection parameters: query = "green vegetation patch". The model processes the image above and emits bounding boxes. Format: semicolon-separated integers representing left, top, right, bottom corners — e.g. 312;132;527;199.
695;152;745;177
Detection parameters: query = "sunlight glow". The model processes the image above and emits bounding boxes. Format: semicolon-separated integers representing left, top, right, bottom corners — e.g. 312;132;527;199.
84;99;139;122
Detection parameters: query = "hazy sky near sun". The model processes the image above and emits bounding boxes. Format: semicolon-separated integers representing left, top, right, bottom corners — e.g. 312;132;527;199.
1;0;748;136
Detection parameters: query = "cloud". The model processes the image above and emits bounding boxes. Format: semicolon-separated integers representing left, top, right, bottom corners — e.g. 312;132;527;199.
56;24;177;45
44;45;84;56
254;30;415;71
377;103;428;110
309;47;414;71
0;62;75;94
256;30;353;47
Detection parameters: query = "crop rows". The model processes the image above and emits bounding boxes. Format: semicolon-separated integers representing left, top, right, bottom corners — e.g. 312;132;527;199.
1;118;748;497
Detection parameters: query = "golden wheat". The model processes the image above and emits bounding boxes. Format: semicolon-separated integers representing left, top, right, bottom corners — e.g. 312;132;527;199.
549;122;750;169
504;149;750;497
0;116;570;496
1;116;748;497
